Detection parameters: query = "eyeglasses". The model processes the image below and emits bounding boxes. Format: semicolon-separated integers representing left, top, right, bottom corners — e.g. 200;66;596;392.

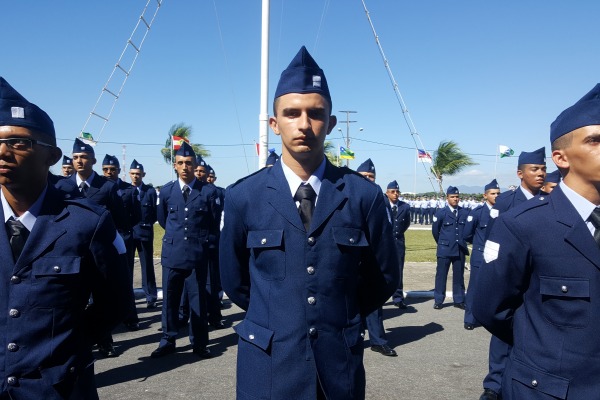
0;137;54;151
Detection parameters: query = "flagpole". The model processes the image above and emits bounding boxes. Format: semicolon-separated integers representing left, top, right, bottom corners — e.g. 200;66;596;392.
171;135;174;181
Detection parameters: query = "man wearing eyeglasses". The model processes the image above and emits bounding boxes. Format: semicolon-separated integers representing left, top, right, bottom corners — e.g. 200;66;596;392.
0;77;132;399
70;139;129;358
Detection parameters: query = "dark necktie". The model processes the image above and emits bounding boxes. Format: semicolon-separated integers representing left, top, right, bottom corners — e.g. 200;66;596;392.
392;205;398;219
453;209;458;218
6;217;29;261
294;183;316;232
182;185;190;202
79;182;88;195
588;208;600;248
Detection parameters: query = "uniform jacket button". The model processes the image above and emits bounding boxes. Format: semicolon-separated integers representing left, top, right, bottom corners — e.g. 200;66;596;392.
307;266;315;275
7;343;19;352
7;376;17;385
248;334;255;340
261;238;267;245
307;237;315;245
308;327;317;336
561;285;568;293
184;207;188;212
9;309;19;318
69;367;76;373
53;266;61;273
349;238;355;244
307;297;316;305
531;379;538;387
10;276;21;284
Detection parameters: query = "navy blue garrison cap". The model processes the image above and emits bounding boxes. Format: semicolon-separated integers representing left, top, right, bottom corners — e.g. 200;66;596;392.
357;158;376;174
206;165;215;175
274;46;332;109
266;151;279;166
175;141;196;159
130;159;144;171
73;137;94;155
551;83;600;143
446;186;459;195
545;170;562;184
0;77;56;144
484;179;499;192
102;154;119;168
196;156;206;167
387;180;399;191
62;155;73;166
518;147;545;165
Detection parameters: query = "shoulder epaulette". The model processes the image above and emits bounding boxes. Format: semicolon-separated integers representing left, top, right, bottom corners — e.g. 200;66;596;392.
227;167;268;190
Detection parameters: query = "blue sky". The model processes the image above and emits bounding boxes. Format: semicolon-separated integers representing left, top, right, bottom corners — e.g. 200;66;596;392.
3;1;600;192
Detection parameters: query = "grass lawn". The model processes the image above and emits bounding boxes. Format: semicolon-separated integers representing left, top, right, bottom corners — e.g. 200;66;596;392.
152;225;445;263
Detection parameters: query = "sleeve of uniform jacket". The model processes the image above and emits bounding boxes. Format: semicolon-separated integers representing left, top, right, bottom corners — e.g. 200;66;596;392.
219;187;251;311
84;209;133;344
107;182;129;232
431;209;443;243
357;189;400;316
472;213;529;345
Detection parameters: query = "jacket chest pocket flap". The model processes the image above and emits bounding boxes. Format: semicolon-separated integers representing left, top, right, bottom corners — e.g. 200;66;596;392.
247;230;285;280
30;257;81;307
540;276;590;328
332;227;368;248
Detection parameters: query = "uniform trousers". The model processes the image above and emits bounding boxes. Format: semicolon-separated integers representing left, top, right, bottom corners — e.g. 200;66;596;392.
434;254;466;304
391;239;406;304
161;266;208;350
130;238;158;303
364;307;387;346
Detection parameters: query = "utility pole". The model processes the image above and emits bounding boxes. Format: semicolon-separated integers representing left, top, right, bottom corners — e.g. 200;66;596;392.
121;145;127;181
338;110;357;167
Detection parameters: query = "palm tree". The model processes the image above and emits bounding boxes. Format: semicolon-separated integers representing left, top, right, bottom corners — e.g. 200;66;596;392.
430;140;477;193
324;140;341;167
161;123;210;164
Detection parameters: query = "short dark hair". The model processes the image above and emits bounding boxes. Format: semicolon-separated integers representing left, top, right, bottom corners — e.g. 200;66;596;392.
551;132;573;151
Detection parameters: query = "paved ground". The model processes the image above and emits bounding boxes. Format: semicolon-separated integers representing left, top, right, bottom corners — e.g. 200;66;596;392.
94;260;490;399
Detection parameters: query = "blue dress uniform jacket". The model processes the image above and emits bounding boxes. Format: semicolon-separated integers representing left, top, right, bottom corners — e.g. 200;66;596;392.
115;179;140;240
0;185;131;399
473;185;600;399
432;205;469;257
387;200;411;304
493;187;528;214
157;180;220;269
463;204;492;326
220;161;398;400
69;173;128;232
132;184;157;242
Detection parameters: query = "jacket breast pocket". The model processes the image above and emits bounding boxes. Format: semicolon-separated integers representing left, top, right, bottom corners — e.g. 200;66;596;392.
540;276;590;328
332;227;368;250
438;239;449;246
247;230;285;281
29;257;82;307
168;205;178;220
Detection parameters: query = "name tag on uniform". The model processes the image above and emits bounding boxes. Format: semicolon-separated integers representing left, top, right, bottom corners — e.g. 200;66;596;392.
483;240;500;263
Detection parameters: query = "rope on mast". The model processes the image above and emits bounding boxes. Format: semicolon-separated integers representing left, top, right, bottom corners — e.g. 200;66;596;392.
361;0;440;193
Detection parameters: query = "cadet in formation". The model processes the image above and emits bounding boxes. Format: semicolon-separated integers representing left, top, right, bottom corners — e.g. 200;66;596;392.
431;186;469;309
151;142;221;359
61;155;74;177
0;77;131;399
220;46;398;400
478;147;547;400
129;159;159;309
474;83;600;399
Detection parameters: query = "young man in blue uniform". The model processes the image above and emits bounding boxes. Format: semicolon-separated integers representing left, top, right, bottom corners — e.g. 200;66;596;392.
431;186;469;309
205;164;225;328
70;139;131;357
102;154;141;330
474;83;600;399
462;179;500;331
0;77;131;399
61;155;74;177
356;159;398;357
129;159;158;309
220;46;398;399
151;142;221;358
386;180;411;309
478;148;546;400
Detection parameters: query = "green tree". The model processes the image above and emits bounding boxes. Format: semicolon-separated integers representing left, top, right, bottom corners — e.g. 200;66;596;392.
430;140;477;193
161;123;210;164
324;140;341;167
